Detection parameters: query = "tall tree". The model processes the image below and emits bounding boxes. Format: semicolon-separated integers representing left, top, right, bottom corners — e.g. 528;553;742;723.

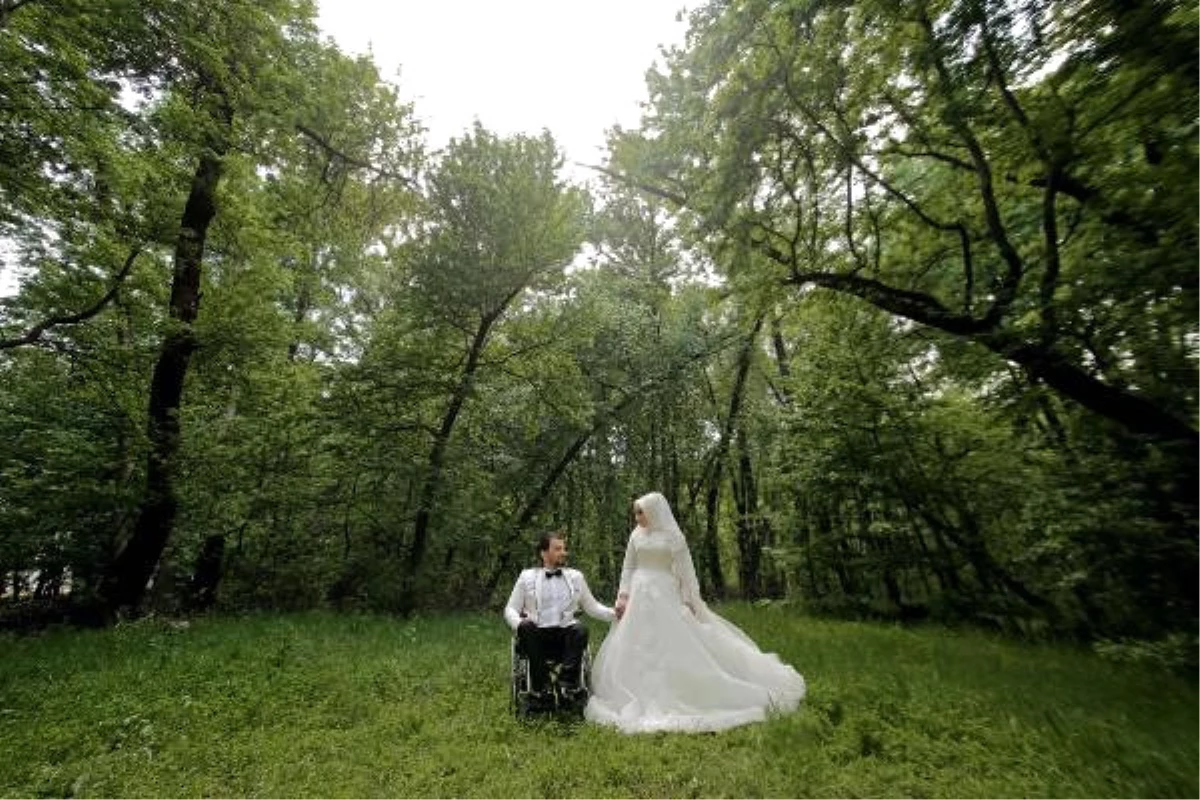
394;125;588;593
0;0;423;616
166;43;423;613
97;2;317;614
614;0;1197;450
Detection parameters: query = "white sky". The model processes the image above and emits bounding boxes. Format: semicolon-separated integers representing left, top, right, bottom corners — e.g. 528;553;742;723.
2;2;692;296
314;0;692;174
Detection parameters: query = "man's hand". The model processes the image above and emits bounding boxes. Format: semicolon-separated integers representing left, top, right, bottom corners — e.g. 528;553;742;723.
518;617;537;631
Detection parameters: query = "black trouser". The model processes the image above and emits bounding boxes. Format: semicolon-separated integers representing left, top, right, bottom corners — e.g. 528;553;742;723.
516;623;588;692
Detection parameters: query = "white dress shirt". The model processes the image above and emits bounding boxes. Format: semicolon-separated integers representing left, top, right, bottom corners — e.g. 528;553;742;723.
537;571;572;627
503;567;616;630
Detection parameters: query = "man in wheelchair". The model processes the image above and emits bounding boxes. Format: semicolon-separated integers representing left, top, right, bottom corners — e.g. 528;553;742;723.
504;530;616;715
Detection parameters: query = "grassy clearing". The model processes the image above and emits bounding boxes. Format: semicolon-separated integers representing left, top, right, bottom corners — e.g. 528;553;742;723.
0;605;1194;798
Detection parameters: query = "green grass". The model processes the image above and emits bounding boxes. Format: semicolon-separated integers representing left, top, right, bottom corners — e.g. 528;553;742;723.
0;605;1194;798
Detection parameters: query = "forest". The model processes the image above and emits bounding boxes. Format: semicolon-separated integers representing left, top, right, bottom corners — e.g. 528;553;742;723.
0;0;1195;668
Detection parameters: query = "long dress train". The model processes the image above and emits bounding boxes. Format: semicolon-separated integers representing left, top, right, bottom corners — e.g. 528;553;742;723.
585;520;806;734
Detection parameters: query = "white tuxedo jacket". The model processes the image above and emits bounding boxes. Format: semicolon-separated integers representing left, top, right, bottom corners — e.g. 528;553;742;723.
503;566;616;631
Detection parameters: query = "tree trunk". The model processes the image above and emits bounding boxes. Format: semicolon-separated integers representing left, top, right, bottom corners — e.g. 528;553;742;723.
482;389;645;602
701;458;727;598
185;534;225;612
798;507;822;596
481;431;597;603
701;313;766;597
732;425;768;599
409;312;496;577
98;149;225;616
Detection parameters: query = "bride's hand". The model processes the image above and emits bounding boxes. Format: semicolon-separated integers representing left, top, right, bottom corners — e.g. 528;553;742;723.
614;599;627;620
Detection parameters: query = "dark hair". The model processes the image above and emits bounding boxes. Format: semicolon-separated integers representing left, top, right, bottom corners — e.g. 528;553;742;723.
537;530;565;553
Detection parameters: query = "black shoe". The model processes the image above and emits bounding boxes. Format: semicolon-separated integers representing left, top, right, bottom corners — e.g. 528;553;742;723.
558;683;588;709
523;690;555;714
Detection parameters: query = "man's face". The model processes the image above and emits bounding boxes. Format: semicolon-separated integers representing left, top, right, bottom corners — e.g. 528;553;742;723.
542;537;567;568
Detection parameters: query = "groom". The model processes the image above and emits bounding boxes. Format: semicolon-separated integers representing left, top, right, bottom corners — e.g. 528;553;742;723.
504;531;615;710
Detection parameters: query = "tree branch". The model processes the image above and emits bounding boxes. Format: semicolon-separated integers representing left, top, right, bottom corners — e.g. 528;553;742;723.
978;13;1039;154
0;248;141;350
780;262;990;336
1039;168;1063;345
295;123;417;188
913;6;1025;325
579;162;689;206
771;249;1196;446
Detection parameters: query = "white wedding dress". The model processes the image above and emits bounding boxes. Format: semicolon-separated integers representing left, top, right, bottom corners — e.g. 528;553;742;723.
585;494;806;734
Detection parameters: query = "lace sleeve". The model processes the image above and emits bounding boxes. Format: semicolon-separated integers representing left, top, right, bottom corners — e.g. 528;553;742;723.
617;533;637;598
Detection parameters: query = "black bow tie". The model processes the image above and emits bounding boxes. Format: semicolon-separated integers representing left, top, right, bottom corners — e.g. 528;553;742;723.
544;569;563;578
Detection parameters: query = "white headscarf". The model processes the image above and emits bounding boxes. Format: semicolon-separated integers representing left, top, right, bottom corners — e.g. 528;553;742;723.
635;491;682;535
629;490;709;619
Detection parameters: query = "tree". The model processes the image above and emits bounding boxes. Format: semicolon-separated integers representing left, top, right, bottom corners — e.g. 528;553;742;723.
169;42;422;614
387;125;588;597
600;0;1195;639
0;0;423;617
614;0;1197;450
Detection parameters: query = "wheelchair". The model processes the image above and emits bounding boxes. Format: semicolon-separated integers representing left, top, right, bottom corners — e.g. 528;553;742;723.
510;628;594;718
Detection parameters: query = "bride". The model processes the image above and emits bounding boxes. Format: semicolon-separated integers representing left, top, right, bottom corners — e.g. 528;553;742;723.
585;492;806;733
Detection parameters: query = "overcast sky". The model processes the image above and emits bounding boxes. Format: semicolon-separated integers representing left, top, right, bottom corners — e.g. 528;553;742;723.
314;0;692;172
2;3;692;295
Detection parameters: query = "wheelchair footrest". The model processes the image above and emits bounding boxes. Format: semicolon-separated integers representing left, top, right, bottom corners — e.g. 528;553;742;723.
516;685;588;716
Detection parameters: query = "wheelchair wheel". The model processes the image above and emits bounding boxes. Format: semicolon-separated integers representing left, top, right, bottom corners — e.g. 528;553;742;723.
581;644;594;692
510;638;531;716
509;630;594;718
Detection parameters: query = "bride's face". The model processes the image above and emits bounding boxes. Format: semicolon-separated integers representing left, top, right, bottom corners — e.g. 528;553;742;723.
633;505;647;527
